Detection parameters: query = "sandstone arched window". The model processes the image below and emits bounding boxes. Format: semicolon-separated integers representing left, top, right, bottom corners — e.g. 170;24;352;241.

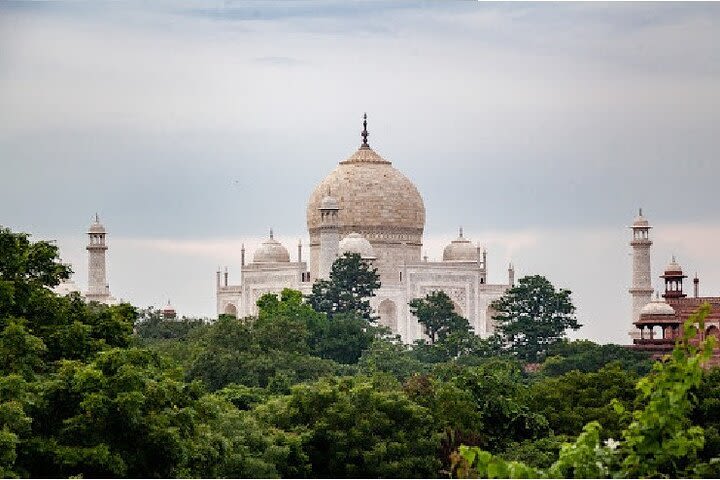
706;325;720;340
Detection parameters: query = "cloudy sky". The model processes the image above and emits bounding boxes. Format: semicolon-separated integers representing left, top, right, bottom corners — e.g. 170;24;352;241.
2;1;719;343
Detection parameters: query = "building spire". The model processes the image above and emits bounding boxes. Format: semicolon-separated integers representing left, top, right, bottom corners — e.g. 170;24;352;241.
639;207;643;217
360;112;369;148
459;226;463;238
94;212;99;223
269;228;274;239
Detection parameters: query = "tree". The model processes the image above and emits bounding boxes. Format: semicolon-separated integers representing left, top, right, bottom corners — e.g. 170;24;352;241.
24;348;290;478
452;304;716;479
409;291;471;345
528;362;639;440
428;360;549;452
186;315;341;391
0;374;34;477
490;275;579;363
306;253;380;321
254;375;442;478
359;338;431;381
256;288;380;364
0;227;70;319
540;339;652;377
0;319;47;380
134;309;207;344
0;227;135;363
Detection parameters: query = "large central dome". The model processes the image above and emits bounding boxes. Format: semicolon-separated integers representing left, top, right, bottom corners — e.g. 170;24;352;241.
306;146;425;235
306;117;425;284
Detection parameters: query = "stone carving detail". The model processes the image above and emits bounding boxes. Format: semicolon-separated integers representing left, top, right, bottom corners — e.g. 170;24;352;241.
417;285;467;307
244;273;296;285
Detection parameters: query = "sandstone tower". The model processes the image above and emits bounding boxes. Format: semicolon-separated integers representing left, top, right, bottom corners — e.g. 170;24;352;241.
85;213;114;303
629;209;653;339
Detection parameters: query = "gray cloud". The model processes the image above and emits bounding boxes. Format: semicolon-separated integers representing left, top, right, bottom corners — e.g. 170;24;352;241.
2;1;720;343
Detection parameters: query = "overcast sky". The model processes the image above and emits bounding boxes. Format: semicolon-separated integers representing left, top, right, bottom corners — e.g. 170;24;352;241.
2;1;719;343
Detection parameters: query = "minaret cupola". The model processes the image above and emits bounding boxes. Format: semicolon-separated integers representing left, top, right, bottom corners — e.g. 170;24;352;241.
661;256;688;299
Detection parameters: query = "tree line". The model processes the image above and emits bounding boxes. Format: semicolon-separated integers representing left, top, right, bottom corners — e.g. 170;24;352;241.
2;225;719;478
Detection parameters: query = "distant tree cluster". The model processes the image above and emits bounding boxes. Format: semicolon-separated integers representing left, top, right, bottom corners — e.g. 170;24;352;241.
6;225;720;479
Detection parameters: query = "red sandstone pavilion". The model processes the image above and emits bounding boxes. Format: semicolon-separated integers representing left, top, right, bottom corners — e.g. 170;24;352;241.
627;211;720;364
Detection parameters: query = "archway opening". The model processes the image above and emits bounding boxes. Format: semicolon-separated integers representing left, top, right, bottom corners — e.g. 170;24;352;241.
707;325;720;340
378;299;397;332
223;303;238;318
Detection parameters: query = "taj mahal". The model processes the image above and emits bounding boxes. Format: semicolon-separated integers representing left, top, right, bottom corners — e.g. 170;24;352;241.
216;115;515;343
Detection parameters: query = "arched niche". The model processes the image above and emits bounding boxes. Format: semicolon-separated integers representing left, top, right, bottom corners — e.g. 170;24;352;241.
223;303;238;318
706;325;720;340
378;299;398;332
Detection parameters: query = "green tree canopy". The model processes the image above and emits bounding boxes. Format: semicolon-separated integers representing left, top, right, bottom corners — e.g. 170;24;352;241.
491;275;580;363
25;348;289;478
409;290;471;345
528;362;639;440
540;339;652;377
0;227;135;363
255;375;442;478
306;253;380;321
0;227;70;318
453;304;716;479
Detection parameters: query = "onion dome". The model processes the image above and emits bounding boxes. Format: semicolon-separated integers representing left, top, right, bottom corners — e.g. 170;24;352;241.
306;115;425;239
443;227;478;262
664;256;683;275
162;300;177;319
632;208;650;228
253;229;290;264
339;232;376;260
640;296;676;316
88;213;106;233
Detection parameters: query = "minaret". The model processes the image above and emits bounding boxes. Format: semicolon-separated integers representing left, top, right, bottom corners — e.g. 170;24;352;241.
629;208;653;339
86;213;111;302
318;190;340;280
508;262;515;287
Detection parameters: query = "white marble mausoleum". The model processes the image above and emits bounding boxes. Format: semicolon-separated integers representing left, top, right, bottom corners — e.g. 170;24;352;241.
216;115;515;343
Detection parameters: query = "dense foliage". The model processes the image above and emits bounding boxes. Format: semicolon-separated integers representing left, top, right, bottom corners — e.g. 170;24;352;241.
307;252;381;321
4;225;720;478
453;305;720;479
491;274;580;362
409;290;471;345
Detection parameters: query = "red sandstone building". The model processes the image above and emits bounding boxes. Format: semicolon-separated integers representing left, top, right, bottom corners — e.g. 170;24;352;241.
632;258;720;363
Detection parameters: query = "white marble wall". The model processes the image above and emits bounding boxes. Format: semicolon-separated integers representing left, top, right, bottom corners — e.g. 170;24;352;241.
629;228;653;337
218;247;509;344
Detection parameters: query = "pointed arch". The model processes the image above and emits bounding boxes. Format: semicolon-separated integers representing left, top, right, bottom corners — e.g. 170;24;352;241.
706;325;720;340
378;299;398;332
223;303;237;318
